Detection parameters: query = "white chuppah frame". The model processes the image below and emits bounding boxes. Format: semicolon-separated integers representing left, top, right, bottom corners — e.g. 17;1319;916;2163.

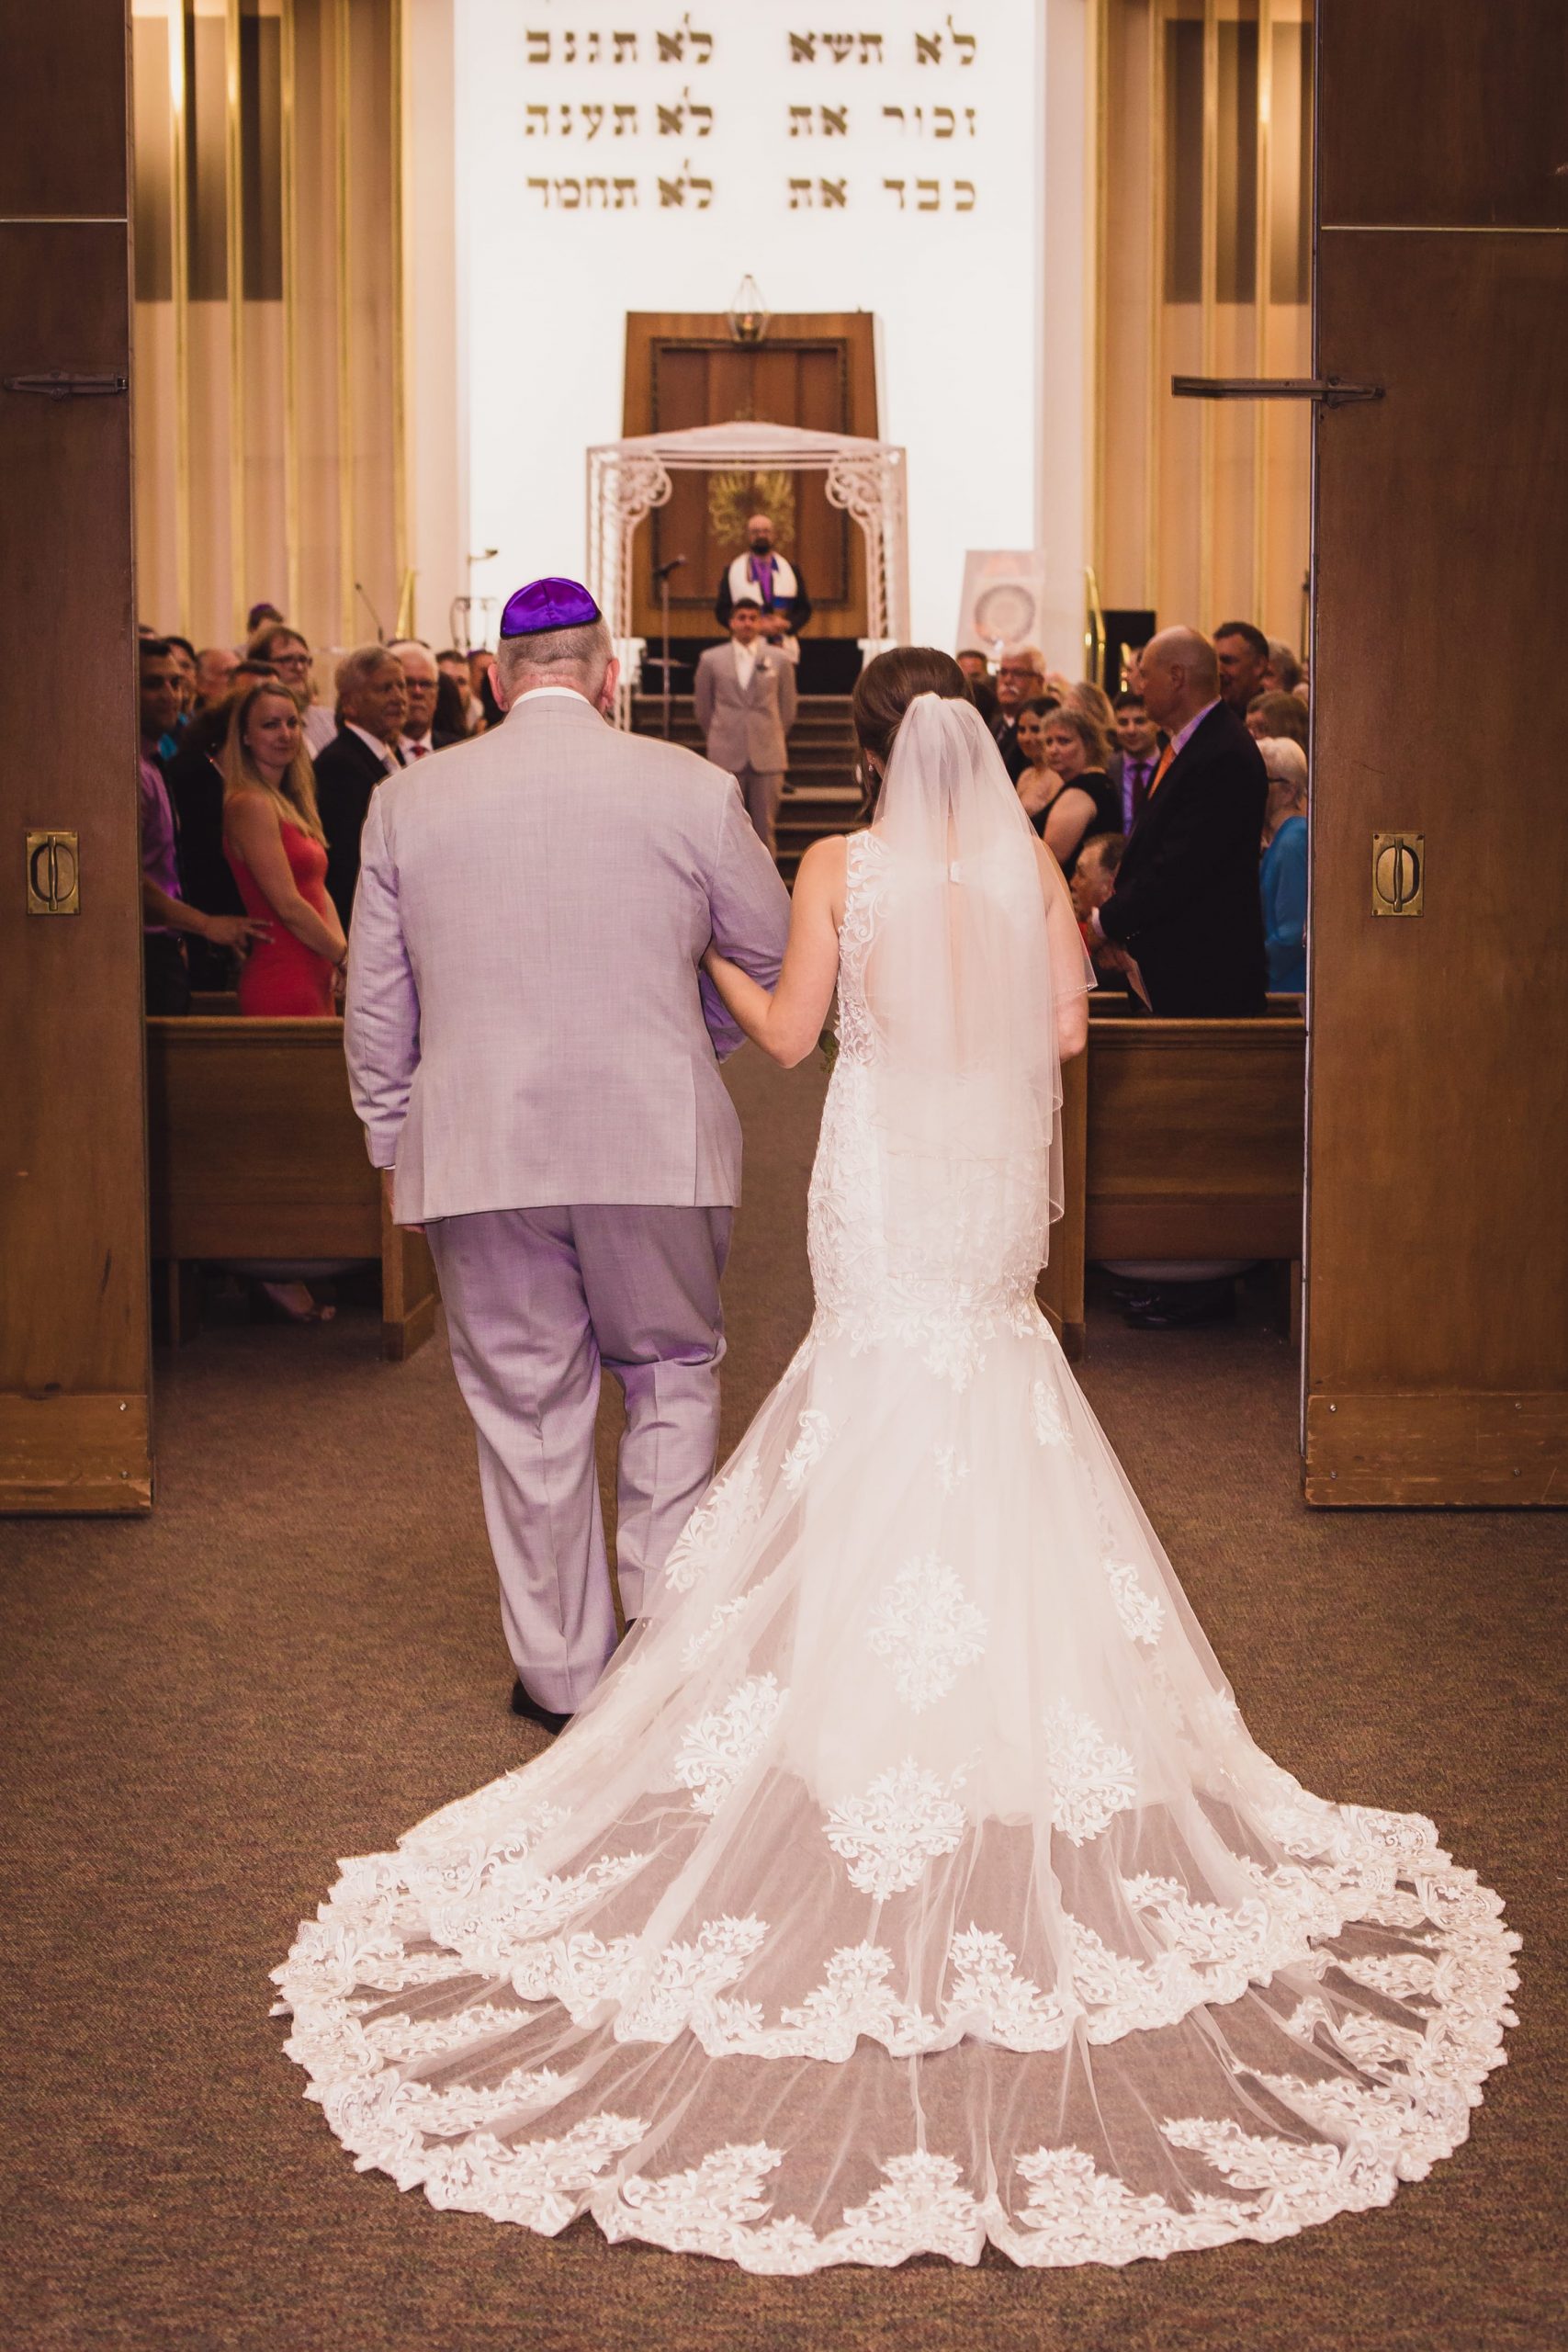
586;420;911;726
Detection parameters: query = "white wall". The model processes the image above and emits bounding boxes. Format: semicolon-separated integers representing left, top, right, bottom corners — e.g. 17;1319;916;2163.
408;0;1094;662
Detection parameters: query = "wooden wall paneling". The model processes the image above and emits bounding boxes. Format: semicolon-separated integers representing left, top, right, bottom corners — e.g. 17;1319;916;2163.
0;0;129;220
0;7;150;1513
1304;0;1568;1504
1317;0;1568;233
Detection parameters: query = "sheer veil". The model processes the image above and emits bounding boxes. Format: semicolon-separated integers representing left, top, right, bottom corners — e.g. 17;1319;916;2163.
865;692;1090;1283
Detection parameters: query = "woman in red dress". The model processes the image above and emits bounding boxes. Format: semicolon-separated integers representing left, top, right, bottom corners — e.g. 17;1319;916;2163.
220;684;352;1321
221;684;346;1015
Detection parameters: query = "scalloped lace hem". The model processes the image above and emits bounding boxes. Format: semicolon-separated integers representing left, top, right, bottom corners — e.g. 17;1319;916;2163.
273;1863;1517;2272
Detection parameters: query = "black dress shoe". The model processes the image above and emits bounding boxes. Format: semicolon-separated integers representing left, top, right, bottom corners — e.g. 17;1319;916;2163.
510;1679;572;1736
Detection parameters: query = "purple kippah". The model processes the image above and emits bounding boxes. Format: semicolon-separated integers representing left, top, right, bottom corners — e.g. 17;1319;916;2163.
500;576;601;638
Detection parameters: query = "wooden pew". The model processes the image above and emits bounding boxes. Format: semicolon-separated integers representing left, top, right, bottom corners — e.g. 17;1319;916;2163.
1084;1016;1306;1262
145;1018;439;1362
1043;1014;1307;1354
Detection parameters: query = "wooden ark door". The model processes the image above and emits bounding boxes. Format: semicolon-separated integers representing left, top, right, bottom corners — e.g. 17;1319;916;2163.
0;0;151;1511
1303;1;1568;1504
623;312;877;643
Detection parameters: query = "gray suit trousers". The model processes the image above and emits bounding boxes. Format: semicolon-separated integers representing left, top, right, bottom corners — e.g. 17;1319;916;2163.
737;764;785;858
427;1204;732;1711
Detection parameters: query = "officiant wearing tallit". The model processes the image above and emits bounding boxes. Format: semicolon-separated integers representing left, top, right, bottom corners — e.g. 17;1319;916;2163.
714;511;812;659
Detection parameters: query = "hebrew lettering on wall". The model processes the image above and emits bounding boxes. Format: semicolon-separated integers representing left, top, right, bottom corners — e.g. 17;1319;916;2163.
515;17;988;215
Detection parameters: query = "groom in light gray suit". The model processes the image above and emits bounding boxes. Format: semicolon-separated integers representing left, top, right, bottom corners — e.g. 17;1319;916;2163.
692;596;798;857
345;578;791;1732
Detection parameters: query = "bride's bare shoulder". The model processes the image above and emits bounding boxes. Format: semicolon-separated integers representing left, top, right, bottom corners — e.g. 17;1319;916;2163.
795;831;851;922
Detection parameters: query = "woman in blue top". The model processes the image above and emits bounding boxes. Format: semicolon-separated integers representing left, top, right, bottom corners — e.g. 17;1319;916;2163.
1258;734;1308;993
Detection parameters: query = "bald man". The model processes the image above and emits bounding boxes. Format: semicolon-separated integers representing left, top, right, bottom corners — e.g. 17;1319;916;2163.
1092;625;1269;1016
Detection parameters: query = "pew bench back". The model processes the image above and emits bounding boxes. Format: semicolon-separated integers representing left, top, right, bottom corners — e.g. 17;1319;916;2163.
1085;1016;1307;1261
145;1017;438;1360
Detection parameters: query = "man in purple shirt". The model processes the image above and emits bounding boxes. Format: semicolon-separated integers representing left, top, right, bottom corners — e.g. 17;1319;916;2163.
139;639;264;1013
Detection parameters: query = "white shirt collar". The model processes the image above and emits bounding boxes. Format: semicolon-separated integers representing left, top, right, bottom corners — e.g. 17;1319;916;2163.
732;638;759;683
346;720;400;768
513;684;595;706
1168;698;1221;761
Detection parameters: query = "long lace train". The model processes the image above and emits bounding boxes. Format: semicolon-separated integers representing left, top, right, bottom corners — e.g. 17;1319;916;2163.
273;1310;1517;2269
276;805;1517;2270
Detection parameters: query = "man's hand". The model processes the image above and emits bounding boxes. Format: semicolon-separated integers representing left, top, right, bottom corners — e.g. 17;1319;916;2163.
204;913;269;954
759;610;788;639
380;1165;423;1236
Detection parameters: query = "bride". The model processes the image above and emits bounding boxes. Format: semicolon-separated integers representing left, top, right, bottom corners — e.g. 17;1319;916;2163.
275;650;1517;2271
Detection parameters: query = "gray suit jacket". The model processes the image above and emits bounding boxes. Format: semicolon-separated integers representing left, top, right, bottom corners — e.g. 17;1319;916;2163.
344;693;792;1220
692;640;797;775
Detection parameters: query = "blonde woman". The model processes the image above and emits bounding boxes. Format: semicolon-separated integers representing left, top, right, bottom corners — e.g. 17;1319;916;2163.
220;683;346;1017
1018;701;1122;879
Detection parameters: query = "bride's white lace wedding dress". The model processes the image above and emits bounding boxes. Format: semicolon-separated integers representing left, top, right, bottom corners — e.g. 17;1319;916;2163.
275;700;1516;2271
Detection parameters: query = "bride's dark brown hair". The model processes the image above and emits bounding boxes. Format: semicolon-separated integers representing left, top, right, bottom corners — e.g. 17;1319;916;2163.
851;647;973;769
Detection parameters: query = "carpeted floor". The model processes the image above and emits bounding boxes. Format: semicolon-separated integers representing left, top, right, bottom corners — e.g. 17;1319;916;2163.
2;1051;1562;2351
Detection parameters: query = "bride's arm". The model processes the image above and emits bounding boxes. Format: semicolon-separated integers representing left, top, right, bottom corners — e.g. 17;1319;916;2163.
702;833;845;1069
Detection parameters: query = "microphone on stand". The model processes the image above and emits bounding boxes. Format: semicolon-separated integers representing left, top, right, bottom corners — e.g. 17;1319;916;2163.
354;582;387;641
651;559;685;739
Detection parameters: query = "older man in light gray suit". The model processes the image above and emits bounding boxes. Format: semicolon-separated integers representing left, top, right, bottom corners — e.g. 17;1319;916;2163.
692;596;798;857
345;577;791;1733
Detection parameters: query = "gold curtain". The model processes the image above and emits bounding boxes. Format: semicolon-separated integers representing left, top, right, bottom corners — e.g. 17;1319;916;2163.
131;0;409;652
1095;0;1314;650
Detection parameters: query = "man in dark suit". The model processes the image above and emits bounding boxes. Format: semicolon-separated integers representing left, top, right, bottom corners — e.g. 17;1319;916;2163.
391;639;462;757
1092;626;1268;1017
1110;689;1161;833
314;645;410;927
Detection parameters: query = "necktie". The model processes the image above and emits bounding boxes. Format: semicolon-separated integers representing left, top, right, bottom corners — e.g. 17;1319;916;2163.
407;741;430;760
1146;741;1174;798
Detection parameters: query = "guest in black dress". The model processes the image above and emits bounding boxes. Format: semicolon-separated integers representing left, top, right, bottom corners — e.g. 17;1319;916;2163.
1014;700;1120;879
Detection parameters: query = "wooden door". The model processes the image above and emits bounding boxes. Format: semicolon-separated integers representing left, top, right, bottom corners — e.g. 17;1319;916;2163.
1303;0;1568;1504
623;312;878;642
0;0;150;1511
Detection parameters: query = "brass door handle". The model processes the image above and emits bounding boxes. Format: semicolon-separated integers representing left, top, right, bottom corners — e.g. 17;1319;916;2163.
1372;832;1424;917
4;370;129;400
1172;375;1383;407
27;830;80;913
